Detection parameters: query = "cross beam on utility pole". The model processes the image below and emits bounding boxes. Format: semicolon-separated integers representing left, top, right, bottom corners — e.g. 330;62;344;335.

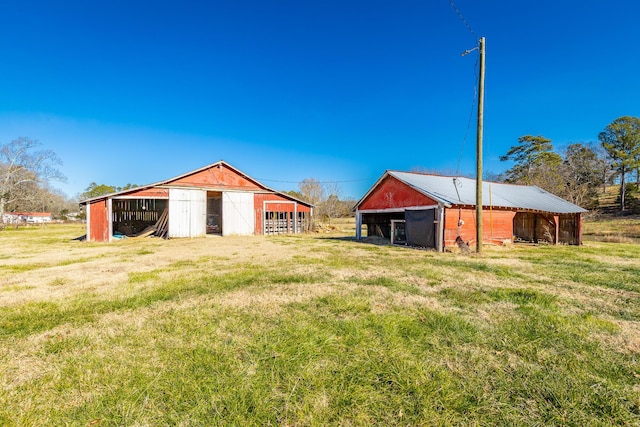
476;37;485;254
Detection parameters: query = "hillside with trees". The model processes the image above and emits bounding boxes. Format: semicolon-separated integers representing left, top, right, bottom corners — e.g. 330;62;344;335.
498;116;640;214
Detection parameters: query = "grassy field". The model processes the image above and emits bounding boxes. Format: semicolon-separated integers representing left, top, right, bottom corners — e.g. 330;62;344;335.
583;218;640;242
1;223;640;425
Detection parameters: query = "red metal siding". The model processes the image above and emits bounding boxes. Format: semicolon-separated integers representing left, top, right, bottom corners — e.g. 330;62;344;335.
122;188;169;198
359;176;438;210
254;193;312;212
253;193;312;234
171;163;262;190
443;207;515;247
89;200;109;242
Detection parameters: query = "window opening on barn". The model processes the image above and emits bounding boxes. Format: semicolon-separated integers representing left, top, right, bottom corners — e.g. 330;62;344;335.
265;210;290;235
263;205;311;235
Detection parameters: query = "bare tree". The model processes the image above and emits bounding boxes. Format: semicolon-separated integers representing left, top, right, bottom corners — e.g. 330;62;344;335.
591;142;615;194
15;183;74;218
298;178;324;206
0;137;65;219
560;143;602;208
297;178;353;226
319;181;344;223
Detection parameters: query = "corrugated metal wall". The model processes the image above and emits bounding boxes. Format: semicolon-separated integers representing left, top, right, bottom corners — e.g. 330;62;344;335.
169;188;206;238
88;200;109;242
222;191;254;236
443;208;516;246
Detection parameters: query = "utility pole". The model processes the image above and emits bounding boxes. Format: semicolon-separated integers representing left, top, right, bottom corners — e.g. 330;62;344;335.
476;37;485;254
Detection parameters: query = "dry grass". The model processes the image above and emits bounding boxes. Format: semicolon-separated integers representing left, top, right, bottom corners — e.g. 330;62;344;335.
0;226;304;305
583;217;640;240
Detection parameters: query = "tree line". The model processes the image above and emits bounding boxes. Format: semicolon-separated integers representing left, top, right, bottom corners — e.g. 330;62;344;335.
291;116;640;218
1;115;639;223
499;116;640;212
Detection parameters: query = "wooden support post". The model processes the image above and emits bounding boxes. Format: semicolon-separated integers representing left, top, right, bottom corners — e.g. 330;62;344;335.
476;36;485;254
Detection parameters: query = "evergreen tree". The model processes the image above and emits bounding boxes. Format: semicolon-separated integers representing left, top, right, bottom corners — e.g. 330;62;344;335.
500;135;562;189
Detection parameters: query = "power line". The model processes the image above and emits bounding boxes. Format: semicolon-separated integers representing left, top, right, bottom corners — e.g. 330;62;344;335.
448;0;478;41
256;177;371;185
449;0;481;175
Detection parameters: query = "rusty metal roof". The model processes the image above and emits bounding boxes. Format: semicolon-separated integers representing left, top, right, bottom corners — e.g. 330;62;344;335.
388;171;587;214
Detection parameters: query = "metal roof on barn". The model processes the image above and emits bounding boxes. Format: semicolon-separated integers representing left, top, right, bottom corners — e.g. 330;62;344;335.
368;171;587;214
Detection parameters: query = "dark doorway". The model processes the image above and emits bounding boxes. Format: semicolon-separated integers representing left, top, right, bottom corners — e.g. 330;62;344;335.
362;212;405;240
206;192;222;235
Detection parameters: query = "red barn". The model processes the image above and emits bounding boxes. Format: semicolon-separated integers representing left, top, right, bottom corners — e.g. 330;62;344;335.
79;161;313;242
355;171;587;251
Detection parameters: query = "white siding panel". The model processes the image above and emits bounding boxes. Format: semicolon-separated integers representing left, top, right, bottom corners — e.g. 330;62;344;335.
222;191;254;236
169;188;206;238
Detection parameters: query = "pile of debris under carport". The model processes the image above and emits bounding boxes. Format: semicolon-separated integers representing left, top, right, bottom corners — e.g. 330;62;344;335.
76;208;169;241
124;208;169;239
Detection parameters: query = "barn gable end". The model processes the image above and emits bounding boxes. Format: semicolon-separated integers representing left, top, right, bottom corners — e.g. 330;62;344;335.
359;175;438;211
168;162;264;191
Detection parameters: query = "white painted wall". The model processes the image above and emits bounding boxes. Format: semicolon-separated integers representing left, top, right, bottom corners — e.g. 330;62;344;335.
222;191;254;236
168;188;206;238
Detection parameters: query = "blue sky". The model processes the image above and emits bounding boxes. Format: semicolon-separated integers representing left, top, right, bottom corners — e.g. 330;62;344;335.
1;1;639;199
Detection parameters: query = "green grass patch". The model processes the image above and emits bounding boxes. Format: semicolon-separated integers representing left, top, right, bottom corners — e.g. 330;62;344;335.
355;276;423;295
49;277;67;286
56;257;95;266
128;270;162;283
0;262;50;272
438;287;492;307
489;287;557;308
580;312;621;334
432;257;527;280
521;254;640;293
1;284;35;293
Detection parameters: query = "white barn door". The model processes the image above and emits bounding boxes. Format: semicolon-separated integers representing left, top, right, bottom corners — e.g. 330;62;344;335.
169;188;206;238
222;191;254;236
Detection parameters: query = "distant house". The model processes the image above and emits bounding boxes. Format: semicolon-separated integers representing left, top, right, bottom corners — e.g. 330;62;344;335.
3;212;53;224
354;171;587;251
64;212;82;221
79;160;313;242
